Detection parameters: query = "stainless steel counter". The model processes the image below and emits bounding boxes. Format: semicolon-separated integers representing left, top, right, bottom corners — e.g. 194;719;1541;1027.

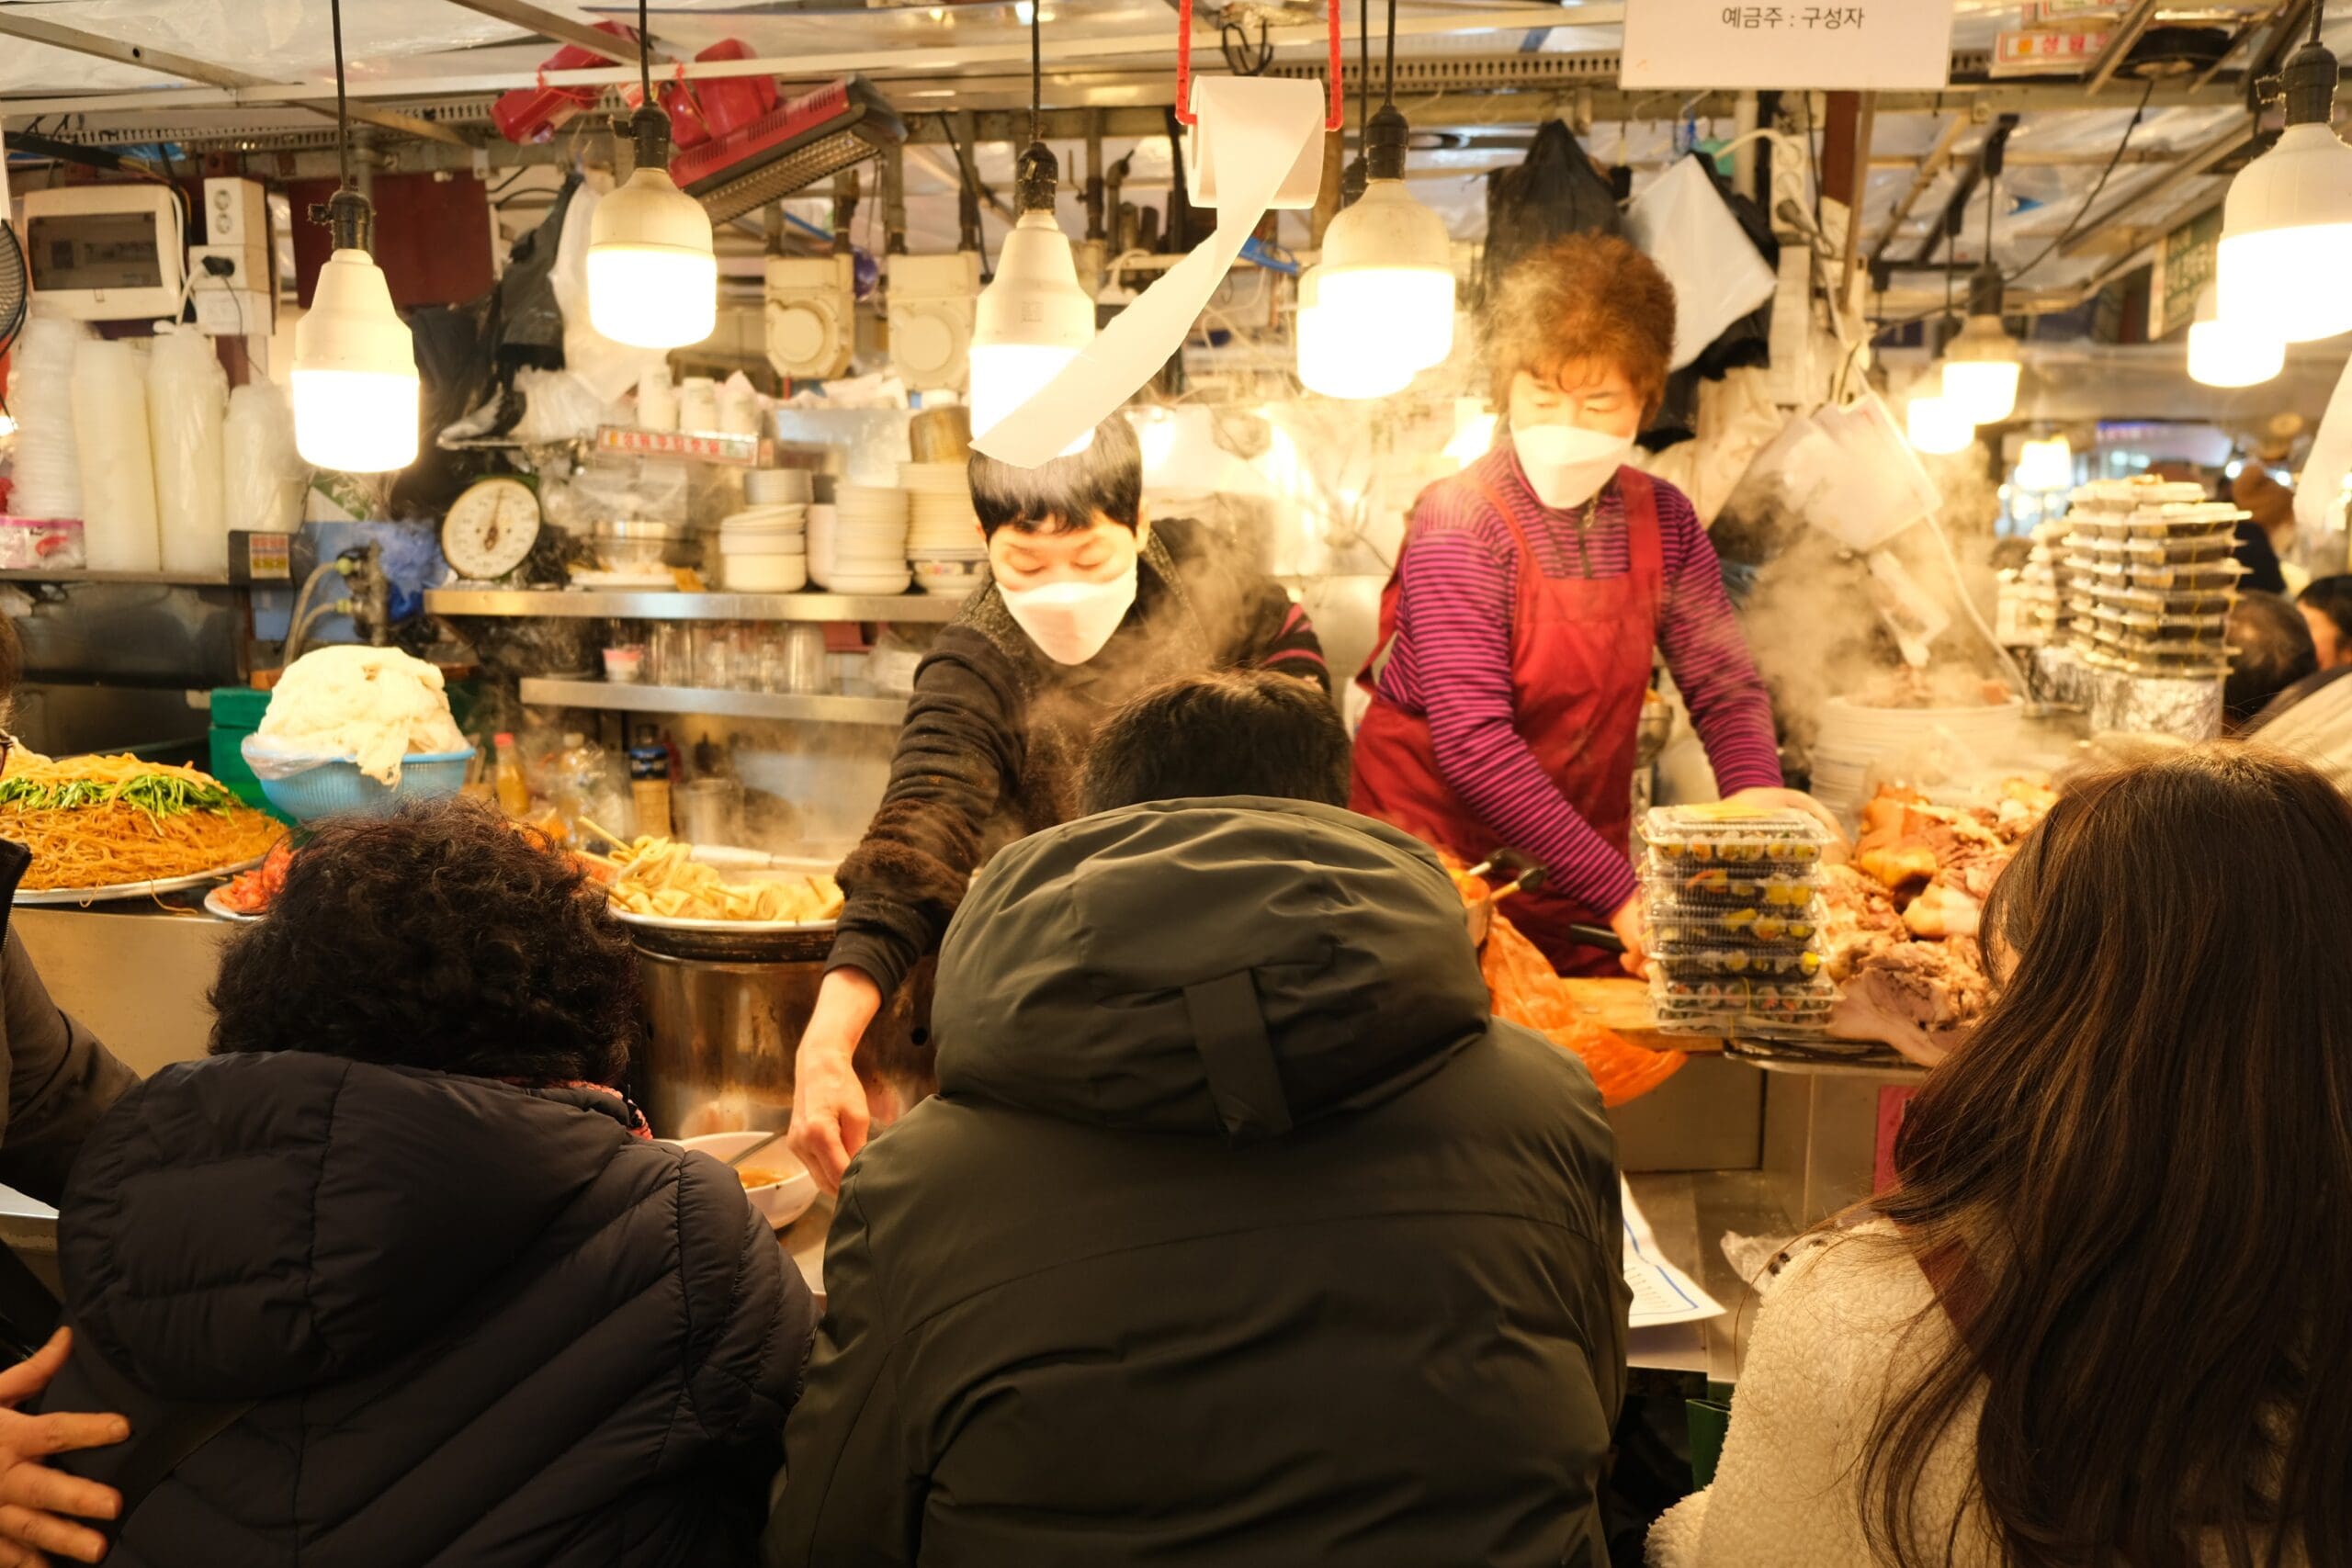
13;906;228;1076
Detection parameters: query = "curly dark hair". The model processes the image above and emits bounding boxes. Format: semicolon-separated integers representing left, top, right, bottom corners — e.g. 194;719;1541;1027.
209;797;640;1085
1485;232;1677;420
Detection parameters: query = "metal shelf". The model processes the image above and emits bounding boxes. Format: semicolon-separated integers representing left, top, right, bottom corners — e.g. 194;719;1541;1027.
519;678;906;726
425;588;965;623
0;570;239;586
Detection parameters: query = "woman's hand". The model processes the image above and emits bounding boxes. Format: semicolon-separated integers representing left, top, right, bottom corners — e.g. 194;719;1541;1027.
786;968;886;1195
1721;786;1849;848
1608;894;1651;979
0;1330;126;1567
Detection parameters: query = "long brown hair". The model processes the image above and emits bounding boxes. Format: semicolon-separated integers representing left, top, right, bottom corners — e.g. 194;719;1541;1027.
1867;745;2352;1568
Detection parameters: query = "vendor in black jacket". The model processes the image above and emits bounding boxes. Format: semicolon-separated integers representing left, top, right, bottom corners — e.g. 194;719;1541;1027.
786;415;1328;1190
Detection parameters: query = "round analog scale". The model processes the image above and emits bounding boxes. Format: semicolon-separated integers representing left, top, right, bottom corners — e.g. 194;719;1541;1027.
441;477;542;581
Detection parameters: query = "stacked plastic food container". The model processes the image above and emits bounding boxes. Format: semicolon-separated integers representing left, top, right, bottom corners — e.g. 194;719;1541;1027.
2062;478;2245;681
1640;805;1834;1039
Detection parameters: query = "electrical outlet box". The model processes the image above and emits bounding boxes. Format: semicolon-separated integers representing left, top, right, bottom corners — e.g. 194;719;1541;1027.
188;243;276;338
203;176;269;249
885;251;981;392
764;253;857;381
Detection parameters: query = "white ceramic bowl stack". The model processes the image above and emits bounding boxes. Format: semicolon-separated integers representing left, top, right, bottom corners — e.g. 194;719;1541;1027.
718;503;808;592
828;485;912;595
899;461;991;600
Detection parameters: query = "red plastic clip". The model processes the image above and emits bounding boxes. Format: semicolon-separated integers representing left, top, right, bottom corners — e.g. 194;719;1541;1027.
1172;0;1344;132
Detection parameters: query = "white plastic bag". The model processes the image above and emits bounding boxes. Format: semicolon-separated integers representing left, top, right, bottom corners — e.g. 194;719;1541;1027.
222;384;309;535
1623;156;1778;371
551;185;672;404
149;327;230;574
509;366;615;445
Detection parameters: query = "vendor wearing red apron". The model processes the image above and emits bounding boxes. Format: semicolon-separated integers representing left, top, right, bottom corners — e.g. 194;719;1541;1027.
1352;234;1830;977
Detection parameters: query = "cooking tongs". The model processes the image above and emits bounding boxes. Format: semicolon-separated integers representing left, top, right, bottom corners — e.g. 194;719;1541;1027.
1463;848;1624;953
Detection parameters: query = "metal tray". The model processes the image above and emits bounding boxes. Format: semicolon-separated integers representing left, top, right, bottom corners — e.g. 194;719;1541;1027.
15;857;264;907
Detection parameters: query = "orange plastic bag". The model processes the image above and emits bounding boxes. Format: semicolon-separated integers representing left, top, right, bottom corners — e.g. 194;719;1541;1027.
1450;865;1685;1108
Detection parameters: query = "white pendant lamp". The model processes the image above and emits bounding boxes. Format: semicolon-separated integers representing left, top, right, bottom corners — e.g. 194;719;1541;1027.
967;2;1094;453
2188;283;2285;388
2015;434;2074;492
291;0;420;474
2217;10;2352;344
586;0;717;349
1296;265;1414;400
1939;265;2021;426
1907;395;1973;457
1313;1;1455;378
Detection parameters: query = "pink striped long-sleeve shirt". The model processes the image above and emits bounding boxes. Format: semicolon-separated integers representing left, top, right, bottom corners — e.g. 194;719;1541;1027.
1372;448;1782;916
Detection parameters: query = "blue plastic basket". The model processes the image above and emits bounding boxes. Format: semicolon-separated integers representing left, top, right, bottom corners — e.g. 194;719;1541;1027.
257;749;475;823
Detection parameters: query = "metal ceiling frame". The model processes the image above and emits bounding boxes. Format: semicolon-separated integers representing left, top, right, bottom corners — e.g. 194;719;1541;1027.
0;8;471;146
438;0;661;65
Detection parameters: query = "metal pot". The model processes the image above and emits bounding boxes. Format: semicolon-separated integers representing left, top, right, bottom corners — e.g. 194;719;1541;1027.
908;405;973;463
630;932;936;1140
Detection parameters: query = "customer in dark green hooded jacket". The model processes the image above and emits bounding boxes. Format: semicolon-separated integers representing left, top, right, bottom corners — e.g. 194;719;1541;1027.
768;671;1629;1568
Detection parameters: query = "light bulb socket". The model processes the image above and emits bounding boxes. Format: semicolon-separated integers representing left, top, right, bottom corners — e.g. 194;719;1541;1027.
621;104;673;175
1366;104;1409;182
1340;153;1368;208
1016;141;1059;214
2281;36;2339;127
1964;261;2005;320
306;187;375;254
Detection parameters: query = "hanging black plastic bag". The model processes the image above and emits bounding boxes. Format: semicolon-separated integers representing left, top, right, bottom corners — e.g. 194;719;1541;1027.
1476;120;1622;310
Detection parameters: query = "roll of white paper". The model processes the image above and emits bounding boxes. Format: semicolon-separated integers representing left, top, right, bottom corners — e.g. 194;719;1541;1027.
973;76;1326;469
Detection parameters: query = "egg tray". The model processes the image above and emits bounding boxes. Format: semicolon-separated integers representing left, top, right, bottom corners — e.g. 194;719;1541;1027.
1639;807;1830;869
1643;944;1827;979
2068;479;2209;509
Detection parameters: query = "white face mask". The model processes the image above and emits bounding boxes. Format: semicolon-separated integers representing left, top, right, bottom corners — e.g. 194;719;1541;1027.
1001;562;1139;665
1512;422;1634;512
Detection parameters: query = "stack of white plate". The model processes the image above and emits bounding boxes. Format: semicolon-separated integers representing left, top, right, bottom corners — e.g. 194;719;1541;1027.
830;485;912;595
899;461;989;599
719;503;808;593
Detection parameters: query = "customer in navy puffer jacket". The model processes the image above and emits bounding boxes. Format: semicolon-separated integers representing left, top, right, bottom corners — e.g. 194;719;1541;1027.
39;799;814;1567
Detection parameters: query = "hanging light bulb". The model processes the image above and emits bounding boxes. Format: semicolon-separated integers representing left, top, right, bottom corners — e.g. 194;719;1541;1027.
2218;9;2352;344
1315;0;1454;378
291;0;419;474
967;1;1094;453
2016;434;2074;492
2188;283;2285;388
586;0;717;348
1296;265;1413;400
1907;395;1973;457
1939;263;2021;426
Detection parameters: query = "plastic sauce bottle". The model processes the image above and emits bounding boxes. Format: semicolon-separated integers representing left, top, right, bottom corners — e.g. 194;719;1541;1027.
628;725;673;840
492;732;532;818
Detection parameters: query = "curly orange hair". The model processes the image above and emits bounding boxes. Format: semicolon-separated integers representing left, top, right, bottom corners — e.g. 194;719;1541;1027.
1485;232;1677;421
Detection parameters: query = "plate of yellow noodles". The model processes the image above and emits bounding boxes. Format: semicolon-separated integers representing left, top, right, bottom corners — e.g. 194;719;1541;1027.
592;832;844;931
1;752;286;904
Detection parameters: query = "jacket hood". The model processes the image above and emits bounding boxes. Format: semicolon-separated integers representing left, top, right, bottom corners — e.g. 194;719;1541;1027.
933;798;1493;1140
60;1053;636;1402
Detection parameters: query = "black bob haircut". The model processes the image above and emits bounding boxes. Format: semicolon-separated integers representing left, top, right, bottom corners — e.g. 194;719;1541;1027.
1082;670;1352;815
2300;574;2352;643
209;797;641;1086
2224;591;2319;729
968;415;1143;538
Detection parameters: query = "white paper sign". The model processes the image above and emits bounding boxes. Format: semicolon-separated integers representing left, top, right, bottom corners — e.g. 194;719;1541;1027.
1622;0;1956;90
1622;1179;1727;1330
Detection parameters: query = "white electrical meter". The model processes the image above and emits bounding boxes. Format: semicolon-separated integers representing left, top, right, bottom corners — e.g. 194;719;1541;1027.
764;254;856;382
886;251;980;393
20;185;187;322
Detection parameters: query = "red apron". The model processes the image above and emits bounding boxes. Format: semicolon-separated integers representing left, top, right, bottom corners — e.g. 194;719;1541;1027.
1351;462;1664;976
